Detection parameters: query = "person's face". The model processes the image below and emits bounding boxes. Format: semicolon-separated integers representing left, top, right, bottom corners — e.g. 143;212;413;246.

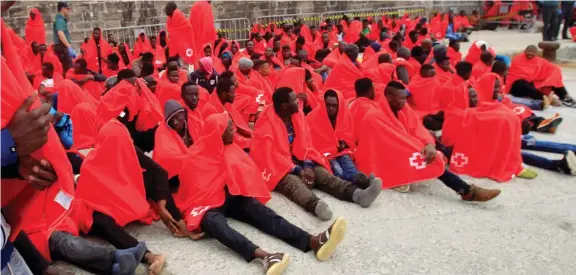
168;70;180;83
29;11;36;20
386;88;408;111
73;62;83;72
286;92;299;114
93;29;101;40
311;27;318;36
255;34;262;41
38;45;47;55
259;63;271;76
421;42;432;54
108;34;115;42
338;42;346;53
224;85;236;103
524;48;537;60
221;55;231;65
108;60;118;70
468;87;479;107
231;43;239;54
459;11;465;17
204;46;212;57
42;66;54;78
139;34;145;41
31;42;39;53
246;41;255;52
492;79;502;100
61;7;70;16
229;75;239;88
150;37;157;46
440;59;451;71
168;111;186;132
148;83;157;93
362;21;369;28
299;52;309;61
422;68;436;78
325;95;338;118
282;48;291;59
322;33;329;44
168;60;179;69
273;41;281;51
119;43;126;53
265;47;274;58
182;85;200;110
222;119;235;145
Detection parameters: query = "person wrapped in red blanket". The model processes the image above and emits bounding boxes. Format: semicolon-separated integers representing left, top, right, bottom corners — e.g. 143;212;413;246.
220;70;267;126
175;112;349;272
408;64;444;131
307;89;364;182
507;45;575;107
324;44;367;100
250;87;382;221
165;2;196;65
355;80;500;200
471;50;494;80
275;66;321;115
83;28;114;74
25;8;45;45
201;77;253;150
33;63;64;97
66;58;106;100
475;72;563;135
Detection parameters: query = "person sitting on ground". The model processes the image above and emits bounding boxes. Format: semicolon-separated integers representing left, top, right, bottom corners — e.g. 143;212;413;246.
175;112;348;275
131;52;154;77
356;80;501;198
471;50;494;80
202;77;253;150
491;60;546;111
102;53;121;78
447;39;462;67
394;47;414;84
189;57;219;93
520;135;576;176
65;58;106;99
306;89;364;182
507;45;575;107
408;64;444;130
251;87;382;221
34;62;63;97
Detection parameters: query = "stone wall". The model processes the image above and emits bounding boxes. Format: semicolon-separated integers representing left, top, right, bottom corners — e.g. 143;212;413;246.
1;1;479;46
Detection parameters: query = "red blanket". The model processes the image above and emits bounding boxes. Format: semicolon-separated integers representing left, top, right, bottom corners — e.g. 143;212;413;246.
447;47;462;67
76;120;150;227
439;74;468;111
65;71;105;100
153;122;190;179
306;90;355;159
407;75;442;117
202;92;252;149
464;41;495;65
133;34;153;58
476;73;534;120
84;35;114;73
167;8;197;65
355;97;445;189
324;57;366;100
344;20;362;44
322;49;343;68
506;54;564;93
176;113;271;231
56;79;99;114
25;8;45;45
33;74;64;95
275;67;321;110
71;102;99;149
471;61;490;80
1;58;81;261
443;102;523;182
251;106;330;190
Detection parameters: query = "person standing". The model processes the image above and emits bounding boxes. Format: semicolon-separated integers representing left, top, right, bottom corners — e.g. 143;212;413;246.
560;1;575;39
53;2;75;69
540;0;561;41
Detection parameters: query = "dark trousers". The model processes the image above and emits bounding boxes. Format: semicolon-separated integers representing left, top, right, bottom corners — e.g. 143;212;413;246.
66;152;84;174
200;194;311;262
541;6;559;41
435;143;471;195
13;231;50;275
510;79;568;100
561;2;575;38
135;147;182;221
49;231;115;275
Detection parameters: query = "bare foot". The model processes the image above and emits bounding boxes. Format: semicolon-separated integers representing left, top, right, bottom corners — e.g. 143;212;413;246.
146;253;166;275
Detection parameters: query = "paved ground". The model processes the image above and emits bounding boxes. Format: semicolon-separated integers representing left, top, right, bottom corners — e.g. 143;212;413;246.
57;30;576;275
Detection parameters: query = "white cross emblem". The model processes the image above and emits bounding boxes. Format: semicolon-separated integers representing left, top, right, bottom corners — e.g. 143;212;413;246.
435;32;442;38
451;152;469;168
513;106;525;115
155;60;162;65
190;206;209;217
255;94;264;104
409;152;427;170
262;168;271;182
185;48;193;57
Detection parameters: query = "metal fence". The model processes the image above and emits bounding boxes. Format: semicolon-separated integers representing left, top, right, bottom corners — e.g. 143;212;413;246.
214;17;251;42
256;13;320;28
320;9;374;22
375;6;429;19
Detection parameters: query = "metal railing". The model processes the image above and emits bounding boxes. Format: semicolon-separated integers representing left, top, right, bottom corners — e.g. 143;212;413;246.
214;17;251;42
256;13;319;27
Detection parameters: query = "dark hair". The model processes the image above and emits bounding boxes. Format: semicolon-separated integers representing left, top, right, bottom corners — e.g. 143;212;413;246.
149;35;157;40
141;63;155;77
181;81;197;94
282;45;291;51
411;46;423;58
455;61;473;77
389;40;400;51
57;2;68;11
253;59;267;70
107;53;120;63
491;60;507;74
220;70;235;80
141;52;154;62
167;56;180;64
42;62;54;71
117;69;136;81
324;89;337;100
216;77;234;95
419;27;428;36
420;64;434;74
480;50;494;63
386;80;405;90
272;87;293;111
354;78;373;97
75;58;88;69
296;36;305;45
378;53;392;64
218;42;229;57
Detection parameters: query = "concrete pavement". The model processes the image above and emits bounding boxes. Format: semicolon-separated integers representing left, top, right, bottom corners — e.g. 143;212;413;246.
56;30;576;275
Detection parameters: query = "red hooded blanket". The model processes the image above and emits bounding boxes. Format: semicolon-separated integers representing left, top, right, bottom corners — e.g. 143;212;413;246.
407;75;442;117
506;53;564;94
323;56;366;100
167;8;197;65
25;8;45;45
202;92;252;149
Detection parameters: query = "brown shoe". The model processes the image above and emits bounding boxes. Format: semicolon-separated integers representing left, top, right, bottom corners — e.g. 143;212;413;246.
314;217;347;261
461;185;501;202
263;253;290;275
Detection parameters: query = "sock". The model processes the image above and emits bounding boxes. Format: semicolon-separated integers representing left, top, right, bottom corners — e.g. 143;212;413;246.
119;242;147;263
112;252;137;275
352;176;382;208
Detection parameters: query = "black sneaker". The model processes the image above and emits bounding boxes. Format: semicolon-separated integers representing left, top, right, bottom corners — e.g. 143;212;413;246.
562;97;576;108
263;253;290;275
558;151;576;176
314;217;347;261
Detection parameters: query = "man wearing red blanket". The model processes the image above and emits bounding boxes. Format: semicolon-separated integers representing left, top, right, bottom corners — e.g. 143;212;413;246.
355;81;500;201
251;88;382;221
176;113;348;275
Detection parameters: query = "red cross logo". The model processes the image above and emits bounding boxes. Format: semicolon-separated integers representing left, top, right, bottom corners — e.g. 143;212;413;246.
451;152;469;168
513;106;525;115
190;206;209;217
262;169;271;182
255;94;264;104
409;152;427;170
185;48;193;57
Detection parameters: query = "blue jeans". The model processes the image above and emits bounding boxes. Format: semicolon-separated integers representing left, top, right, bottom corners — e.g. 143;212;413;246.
508;95;543;110
1;249;33;275
329;155;358;182
521;135;576;154
521;151;560;171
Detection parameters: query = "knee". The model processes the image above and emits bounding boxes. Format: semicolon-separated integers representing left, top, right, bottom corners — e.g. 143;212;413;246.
200;211;225;232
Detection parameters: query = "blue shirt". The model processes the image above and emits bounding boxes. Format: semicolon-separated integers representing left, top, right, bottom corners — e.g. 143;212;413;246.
1;129;17;166
53;13;71;45
286;123;314;175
